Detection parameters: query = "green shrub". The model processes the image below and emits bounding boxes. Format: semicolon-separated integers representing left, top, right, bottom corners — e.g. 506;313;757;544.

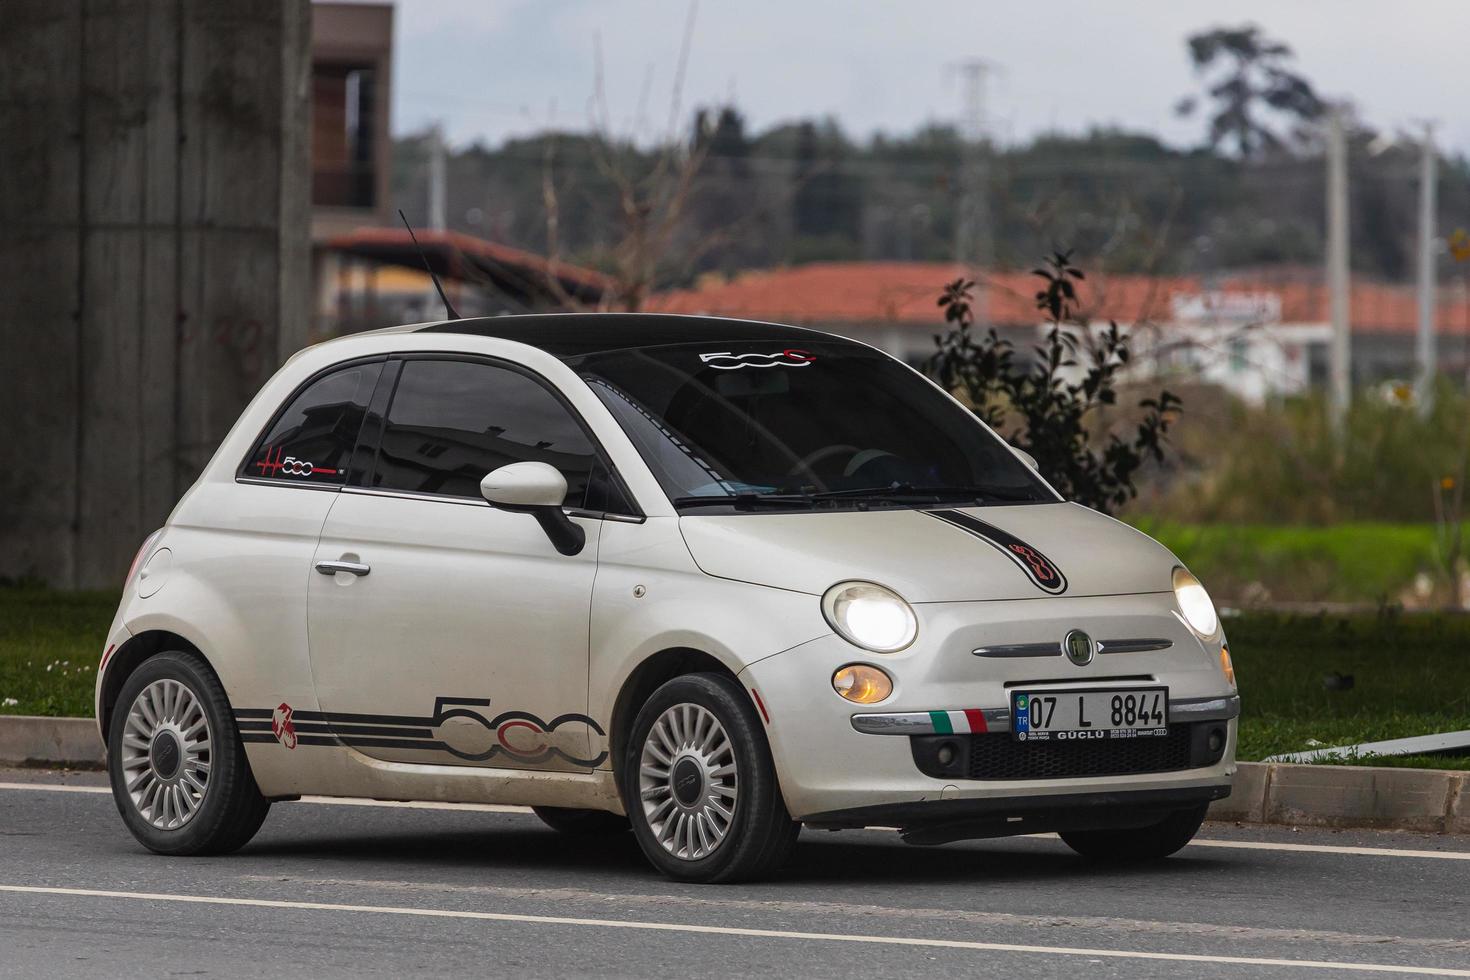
1142;384;1470;525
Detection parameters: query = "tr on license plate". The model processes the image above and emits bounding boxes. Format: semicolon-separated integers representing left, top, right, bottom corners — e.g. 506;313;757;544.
1011;687;1168;741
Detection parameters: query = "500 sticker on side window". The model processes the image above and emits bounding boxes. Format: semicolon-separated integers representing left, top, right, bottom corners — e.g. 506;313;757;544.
254;446;338;479
699;349;815;370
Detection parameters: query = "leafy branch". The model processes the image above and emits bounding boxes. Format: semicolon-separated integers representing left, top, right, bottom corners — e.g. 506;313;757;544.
929;251;1181;514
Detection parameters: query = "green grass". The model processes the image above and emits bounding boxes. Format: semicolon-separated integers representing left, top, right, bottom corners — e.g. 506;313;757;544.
0;588;115;717
1228;611;1470;768
3;588;1468;771
1134;520;1451;606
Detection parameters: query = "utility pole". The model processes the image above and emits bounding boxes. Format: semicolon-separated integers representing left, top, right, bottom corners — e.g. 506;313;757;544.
952;59;994;325
1415;122;1438;415
1326;105;1351;432
428;122;447;232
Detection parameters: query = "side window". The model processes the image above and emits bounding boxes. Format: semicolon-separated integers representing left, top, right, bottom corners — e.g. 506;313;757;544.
242;361;383;485
372;358;597;505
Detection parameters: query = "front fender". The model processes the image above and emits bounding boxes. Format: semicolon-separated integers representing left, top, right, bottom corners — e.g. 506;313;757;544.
590;570;829;730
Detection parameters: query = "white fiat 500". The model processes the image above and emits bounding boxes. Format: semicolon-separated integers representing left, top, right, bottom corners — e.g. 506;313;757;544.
97;314;1237;882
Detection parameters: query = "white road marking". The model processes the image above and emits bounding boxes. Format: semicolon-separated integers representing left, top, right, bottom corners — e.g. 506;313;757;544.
1186;839;1470;862
2;781;1467;861
239;874;1470;953
0;883;1466;976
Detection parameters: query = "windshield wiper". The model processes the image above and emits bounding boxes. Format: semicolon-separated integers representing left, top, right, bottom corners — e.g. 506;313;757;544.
805;482;1041;503
674;492;816;510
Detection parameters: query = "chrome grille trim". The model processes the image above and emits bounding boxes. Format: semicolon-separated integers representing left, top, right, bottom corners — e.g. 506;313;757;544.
1097;638;1174;654
974;638;1174;658
971;642;1061;658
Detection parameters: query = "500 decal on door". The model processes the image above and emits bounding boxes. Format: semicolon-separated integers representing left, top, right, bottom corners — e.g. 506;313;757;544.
236;696;609;767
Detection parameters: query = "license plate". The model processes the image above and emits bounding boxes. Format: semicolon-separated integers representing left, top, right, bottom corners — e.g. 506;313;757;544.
1011;687;1168;741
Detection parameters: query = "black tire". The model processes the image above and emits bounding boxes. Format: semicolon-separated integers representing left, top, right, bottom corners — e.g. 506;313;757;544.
532;806;631;836
1059;803;1209;862
107;651;271;856
621;672;800;884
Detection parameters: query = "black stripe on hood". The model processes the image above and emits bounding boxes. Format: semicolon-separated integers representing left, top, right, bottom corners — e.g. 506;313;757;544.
925;509;1068;595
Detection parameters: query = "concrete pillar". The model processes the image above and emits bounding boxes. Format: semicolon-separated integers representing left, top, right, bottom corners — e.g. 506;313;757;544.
0;0;311;589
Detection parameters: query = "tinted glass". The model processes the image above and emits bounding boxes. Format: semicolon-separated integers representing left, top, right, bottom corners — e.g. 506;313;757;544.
243;361;382;484
372;358;596;504
573;342;1054;509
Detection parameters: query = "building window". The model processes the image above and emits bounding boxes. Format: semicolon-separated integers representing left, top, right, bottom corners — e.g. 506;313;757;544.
312;63;376;208
1229;338;1248;373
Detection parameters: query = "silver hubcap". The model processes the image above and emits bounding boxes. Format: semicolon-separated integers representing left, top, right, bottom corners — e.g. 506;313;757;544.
120;679;212;830
638;703;738;861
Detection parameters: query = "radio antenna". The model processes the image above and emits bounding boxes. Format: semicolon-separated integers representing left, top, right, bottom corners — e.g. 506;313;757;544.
398;209;460;320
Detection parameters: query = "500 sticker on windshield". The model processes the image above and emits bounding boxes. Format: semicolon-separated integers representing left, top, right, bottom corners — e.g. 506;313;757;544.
699;349;815;370
254;445;338;479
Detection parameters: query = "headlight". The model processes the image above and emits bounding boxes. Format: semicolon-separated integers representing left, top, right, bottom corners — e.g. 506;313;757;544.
1172;566;1219;637
821;581;917;653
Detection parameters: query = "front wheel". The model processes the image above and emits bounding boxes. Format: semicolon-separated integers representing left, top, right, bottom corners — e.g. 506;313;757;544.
622;673;799;883
1059;803;1209;862
107;651;271;855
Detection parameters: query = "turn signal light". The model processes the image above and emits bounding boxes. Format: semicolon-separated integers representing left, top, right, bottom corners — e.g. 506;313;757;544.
832;664;893;704
1220;645;1236;688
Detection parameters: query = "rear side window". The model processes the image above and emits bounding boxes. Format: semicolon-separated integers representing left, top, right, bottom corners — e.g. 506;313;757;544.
242;361;383;484
371;358;597;504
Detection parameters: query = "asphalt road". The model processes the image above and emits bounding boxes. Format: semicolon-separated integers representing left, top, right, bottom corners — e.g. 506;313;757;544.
2;769;1469;979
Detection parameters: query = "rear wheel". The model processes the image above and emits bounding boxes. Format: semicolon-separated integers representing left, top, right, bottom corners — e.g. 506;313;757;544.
532;806;631;836
107;651;270;855
1059;803;1209;862
622;672;799;883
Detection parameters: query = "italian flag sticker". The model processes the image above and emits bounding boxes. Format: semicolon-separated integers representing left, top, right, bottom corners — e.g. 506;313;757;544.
927;709;988;734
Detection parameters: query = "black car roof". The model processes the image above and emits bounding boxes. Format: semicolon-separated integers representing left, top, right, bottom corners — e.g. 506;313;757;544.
415;313;851;359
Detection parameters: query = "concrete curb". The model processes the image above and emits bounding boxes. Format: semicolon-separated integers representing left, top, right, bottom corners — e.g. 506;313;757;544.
1210;761;1468;834
0;716;104;769
1;717;1465;832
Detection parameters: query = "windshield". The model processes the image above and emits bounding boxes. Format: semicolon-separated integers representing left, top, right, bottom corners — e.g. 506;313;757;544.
570;340;1057;512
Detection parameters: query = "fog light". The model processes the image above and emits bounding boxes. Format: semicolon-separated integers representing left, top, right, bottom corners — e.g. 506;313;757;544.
936;742;957;766
832;664;893;704
1207;729;1225;754
1220;645;1236;688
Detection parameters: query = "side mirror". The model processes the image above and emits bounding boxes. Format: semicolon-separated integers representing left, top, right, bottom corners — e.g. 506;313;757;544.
480;462;586;556
1013;448;1039;471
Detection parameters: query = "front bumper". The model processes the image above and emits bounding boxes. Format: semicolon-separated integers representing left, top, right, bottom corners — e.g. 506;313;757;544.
738;591;1237;822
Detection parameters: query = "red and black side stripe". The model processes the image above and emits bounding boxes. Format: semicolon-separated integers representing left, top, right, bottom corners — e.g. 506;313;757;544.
233;697;609;767
925;509;1068;595
235;706;445;751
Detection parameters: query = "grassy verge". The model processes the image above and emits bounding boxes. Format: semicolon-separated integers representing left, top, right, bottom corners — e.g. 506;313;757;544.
2;588;1467;770
0;588;114;717
1228;611;1470;769
1134;519;1452;606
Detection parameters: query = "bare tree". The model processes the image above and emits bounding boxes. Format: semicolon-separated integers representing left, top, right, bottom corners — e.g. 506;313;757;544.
540;3;722;311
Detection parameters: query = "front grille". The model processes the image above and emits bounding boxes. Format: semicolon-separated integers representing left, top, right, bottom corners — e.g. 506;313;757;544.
911;723;1225;781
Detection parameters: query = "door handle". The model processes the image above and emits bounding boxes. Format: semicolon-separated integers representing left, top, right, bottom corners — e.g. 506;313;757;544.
315;559;370;577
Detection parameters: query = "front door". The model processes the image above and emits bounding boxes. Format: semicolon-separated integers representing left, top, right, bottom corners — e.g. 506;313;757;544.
306;356;608;771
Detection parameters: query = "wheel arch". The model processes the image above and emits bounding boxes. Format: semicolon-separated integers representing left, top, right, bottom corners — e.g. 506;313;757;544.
98;630;215;746
607;647;742;779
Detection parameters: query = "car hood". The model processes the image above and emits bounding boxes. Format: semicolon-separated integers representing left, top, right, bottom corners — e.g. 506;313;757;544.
677;502;1178;602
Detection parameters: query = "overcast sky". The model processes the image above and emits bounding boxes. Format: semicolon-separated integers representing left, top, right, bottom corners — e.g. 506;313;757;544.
381;0;1470;155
